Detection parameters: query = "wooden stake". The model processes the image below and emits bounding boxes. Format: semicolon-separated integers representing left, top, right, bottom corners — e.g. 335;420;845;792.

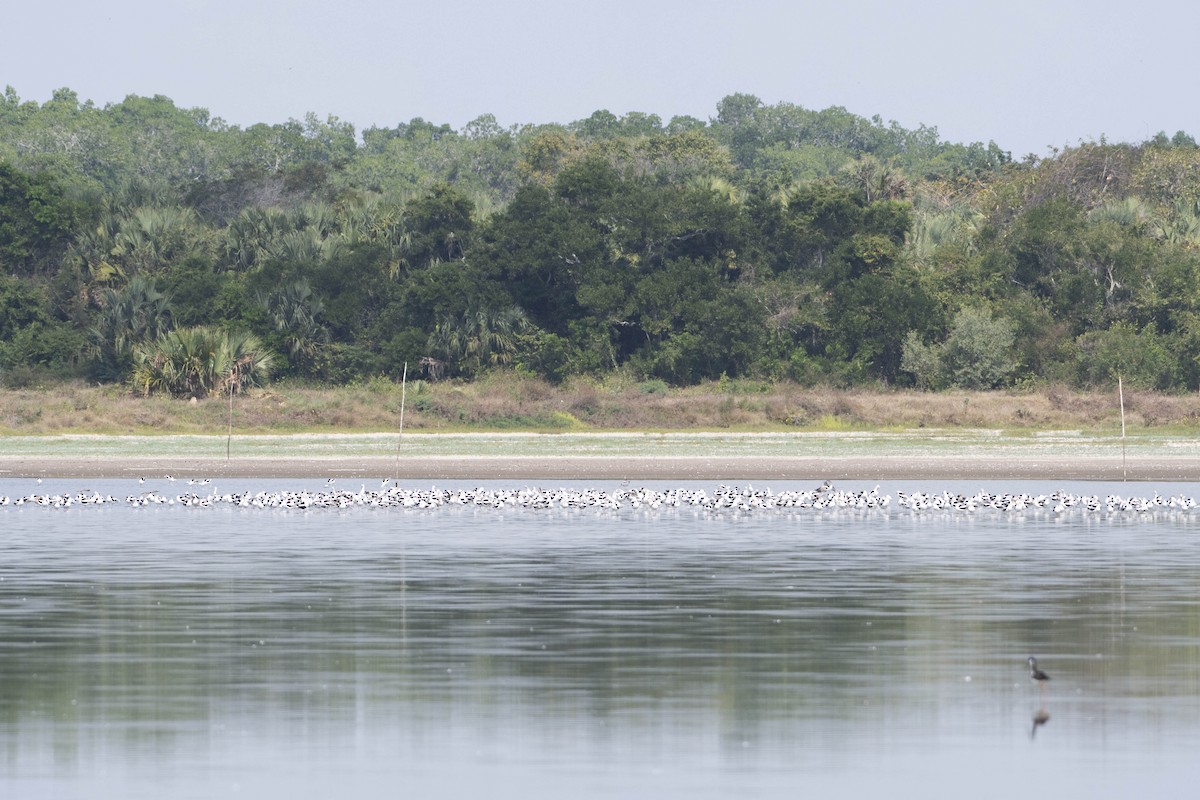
394;362;408;480
1118;373;1126;481
227;383;233;463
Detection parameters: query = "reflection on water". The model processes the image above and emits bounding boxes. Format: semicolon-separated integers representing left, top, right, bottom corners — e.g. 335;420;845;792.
1031;707;1051;739
1;479;1199;799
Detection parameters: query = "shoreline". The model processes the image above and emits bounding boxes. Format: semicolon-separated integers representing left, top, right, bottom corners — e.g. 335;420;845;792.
3;430;1199;482
3;455;1200;481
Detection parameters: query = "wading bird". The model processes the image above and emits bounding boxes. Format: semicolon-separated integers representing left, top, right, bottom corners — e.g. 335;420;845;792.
1028;656;1050;690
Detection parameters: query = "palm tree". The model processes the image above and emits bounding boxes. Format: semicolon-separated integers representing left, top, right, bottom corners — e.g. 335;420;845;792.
841;154;909;202
132;326;273;398
290;201;337;239
907;207;983;266
218;330;275;396
273;228;325;266
1090;197;1151;230
68;210;126;296
116;206;203;273
349;196;413;278
1152;200;1200;249
87;276;174;378
257;280;329;369
225;206;291;271
687;176;747;205
426;305;530;378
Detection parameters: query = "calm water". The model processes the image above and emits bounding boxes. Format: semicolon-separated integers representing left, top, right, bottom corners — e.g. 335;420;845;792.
2;479;1199;799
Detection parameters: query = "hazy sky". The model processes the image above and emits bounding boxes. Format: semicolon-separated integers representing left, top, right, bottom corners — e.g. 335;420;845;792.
5;0;1197;156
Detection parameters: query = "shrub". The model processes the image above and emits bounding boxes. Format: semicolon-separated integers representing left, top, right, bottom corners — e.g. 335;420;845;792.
1074;322;1176;389
941;307;1017;389
901;307;1018;390
132;327;274;398
900;331;943;390
0;322;84;373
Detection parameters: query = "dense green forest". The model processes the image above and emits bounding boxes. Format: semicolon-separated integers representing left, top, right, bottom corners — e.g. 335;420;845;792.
3;86;1200;396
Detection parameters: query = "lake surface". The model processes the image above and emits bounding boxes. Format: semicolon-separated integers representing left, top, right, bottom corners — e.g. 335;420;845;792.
2;478;1199;799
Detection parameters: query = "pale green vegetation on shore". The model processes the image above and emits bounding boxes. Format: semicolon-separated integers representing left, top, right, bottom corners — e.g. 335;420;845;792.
2;373;1198;437
1;428;1194;464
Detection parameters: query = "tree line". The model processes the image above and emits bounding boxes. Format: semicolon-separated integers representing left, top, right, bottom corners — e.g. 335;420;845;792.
3;86;1200;395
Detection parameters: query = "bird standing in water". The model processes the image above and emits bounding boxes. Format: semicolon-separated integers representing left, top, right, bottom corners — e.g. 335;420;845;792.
1027;657;1051;736
1028;656;1050;692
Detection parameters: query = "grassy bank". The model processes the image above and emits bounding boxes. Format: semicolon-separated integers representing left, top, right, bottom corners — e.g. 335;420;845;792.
2;373;1198;436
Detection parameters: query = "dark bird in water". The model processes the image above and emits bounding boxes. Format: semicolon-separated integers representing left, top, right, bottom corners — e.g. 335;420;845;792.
1028;656;1050;683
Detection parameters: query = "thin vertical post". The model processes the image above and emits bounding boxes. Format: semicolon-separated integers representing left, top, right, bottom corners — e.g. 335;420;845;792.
393;362;408;480
227;382;233;463
1118;373;1126;481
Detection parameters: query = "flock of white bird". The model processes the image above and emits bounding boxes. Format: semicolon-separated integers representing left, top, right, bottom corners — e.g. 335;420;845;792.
0;480;1196;515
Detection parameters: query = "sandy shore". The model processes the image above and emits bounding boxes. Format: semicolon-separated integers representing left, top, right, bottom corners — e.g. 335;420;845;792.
4;454;1200;481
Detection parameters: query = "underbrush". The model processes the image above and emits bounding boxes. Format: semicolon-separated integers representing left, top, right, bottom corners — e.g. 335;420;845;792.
1;374;1198;434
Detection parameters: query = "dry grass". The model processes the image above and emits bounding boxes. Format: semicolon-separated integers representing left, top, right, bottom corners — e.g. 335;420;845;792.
2;375;1199;435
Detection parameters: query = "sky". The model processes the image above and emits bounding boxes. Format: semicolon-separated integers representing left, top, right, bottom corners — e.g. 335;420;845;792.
4;0;1198;157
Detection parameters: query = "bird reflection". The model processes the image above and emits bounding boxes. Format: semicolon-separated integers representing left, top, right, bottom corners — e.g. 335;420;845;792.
1026;656;1052;740
1030;708;1050;740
